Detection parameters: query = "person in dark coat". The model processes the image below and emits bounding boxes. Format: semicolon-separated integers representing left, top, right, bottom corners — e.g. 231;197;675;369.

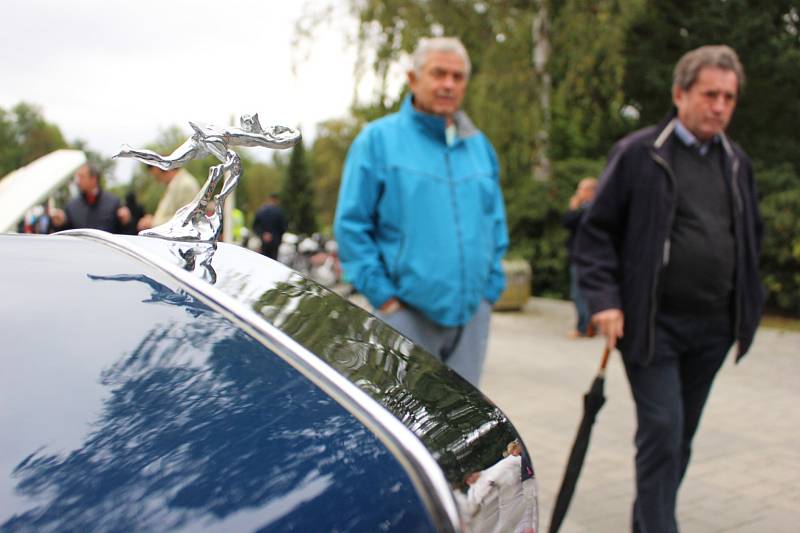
574;45;763;533
50;163;130;233
562;176;597;338
120;190;145;235
252;193;287;260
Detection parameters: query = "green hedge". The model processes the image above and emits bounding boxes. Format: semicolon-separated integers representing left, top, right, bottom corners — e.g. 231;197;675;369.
505;159;800;317
757;164;800;316
505;158;605;299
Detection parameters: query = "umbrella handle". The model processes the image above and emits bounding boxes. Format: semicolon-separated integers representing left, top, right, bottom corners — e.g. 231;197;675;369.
598;346;611;376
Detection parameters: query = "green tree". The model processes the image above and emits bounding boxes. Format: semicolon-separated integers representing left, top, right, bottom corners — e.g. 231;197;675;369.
756;163;800;315
0;108;21;177
282;138;317;234
239;153;286;225
548;0;641;160
0;102;67;177
309;117;362;230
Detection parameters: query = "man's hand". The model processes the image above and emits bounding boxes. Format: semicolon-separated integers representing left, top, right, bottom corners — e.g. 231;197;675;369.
117;206;131;225
592;308;624;349
379;297;402;315
137;214;154;232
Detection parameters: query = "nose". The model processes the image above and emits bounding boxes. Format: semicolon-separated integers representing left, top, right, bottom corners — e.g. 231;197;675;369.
710;94;731;114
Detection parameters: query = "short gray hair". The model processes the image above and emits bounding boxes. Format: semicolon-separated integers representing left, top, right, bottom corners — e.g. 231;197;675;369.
411;37;471;78
673;45;745;93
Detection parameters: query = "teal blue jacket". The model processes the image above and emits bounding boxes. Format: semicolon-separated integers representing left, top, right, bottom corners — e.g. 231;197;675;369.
334;95;508;327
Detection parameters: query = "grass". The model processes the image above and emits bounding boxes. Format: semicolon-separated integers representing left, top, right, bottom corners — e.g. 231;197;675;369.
761;314;800;332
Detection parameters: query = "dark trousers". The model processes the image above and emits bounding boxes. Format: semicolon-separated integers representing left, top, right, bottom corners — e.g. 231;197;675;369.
261;242;279;260
569;263;591;334
623;310;733;533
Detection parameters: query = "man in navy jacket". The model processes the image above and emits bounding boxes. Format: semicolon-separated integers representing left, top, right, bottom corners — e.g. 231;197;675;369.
575;45;763;532
51;163;130;233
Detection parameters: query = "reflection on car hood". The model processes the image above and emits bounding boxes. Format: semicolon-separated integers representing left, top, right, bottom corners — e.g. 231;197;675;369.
0;234;435;532
134;236;532;479
127;235;539;531
2;232;538;531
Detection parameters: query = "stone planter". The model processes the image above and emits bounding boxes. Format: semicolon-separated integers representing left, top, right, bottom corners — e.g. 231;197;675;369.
493;258;532;311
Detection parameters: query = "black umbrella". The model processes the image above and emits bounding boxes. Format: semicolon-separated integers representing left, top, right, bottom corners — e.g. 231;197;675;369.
548;346;612;533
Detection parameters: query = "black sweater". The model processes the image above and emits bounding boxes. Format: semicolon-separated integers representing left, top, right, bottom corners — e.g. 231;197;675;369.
659;141;735;315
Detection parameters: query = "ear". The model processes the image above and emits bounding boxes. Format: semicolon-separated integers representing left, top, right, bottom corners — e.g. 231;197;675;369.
672;85;683;108
407;69;417;90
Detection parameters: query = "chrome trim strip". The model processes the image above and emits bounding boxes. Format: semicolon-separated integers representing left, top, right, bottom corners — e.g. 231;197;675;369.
61;229;460;532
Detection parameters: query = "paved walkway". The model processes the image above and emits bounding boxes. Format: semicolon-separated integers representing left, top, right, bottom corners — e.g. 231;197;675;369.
482;297;800;533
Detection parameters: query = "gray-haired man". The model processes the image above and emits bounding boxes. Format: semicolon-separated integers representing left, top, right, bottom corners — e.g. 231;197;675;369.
575;45;763;532
334;37;509;387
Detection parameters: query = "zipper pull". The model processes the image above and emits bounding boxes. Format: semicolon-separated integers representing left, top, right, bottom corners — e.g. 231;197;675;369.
663;239;671;266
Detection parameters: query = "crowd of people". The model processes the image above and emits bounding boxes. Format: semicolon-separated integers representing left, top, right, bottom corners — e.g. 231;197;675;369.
15;36;764;532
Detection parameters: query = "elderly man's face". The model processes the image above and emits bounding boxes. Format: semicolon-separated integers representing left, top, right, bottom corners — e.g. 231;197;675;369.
408;51;468;123
673;66;738;141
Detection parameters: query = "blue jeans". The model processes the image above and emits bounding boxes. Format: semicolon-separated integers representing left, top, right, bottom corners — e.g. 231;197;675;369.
377;300;492;388
570;263;590;334
624;310;732;533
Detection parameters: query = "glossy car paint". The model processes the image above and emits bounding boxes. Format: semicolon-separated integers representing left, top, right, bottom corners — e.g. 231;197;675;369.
126;234;539;529
0;235;434;532
1;231;539;531
164;238;532;485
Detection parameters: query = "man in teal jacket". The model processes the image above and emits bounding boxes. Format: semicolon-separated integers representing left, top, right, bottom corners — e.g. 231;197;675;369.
334;37;509;387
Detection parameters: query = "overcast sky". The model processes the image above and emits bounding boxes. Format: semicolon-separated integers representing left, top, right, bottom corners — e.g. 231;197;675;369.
1;0;374;183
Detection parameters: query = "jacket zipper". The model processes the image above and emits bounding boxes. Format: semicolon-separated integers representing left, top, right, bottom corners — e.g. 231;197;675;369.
392;235;406;285
445;150;467;324
729;155;743;356
649;151;678;365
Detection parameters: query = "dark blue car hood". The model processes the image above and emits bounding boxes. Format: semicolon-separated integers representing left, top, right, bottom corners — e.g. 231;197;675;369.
0;232;537;532
0;235;432;532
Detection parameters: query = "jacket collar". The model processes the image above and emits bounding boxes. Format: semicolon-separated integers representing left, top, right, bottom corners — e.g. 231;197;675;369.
402;94;478;143
81;188;103;206
653;109;736;161
651;110;740;188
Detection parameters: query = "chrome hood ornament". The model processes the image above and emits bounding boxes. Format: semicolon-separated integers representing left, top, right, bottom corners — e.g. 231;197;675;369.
113;114;300;243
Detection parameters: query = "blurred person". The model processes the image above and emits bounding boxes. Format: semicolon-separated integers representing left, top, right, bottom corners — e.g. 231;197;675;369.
19;204;51;234
137;165;200;232
562;177;598;338
461;440;536;533
575;45;763;532
50;163;130;233
334;36;508;387
230;207;247;246
252;192;287;259
120;190;145;235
